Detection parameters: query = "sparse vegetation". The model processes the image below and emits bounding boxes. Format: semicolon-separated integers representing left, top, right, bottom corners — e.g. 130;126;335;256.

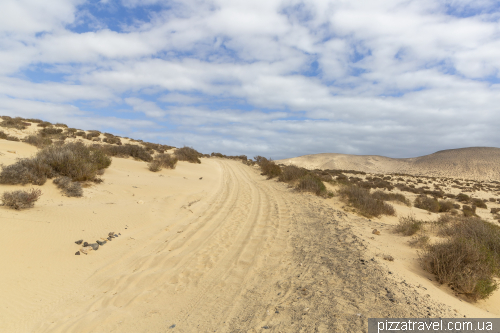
421;215;500;301
338;184;395;218
23;135;53;148
0;117;30;130
103;144;152;162
296;174;327;195
1;188;42;209
0;131;20;141
0;142;111;185
148;153;178;172
254;156;281;179
372;190;411;206
395;216;424;236
414;195;440;213
53;176;83;197
175;147;202;164
278;165;309;182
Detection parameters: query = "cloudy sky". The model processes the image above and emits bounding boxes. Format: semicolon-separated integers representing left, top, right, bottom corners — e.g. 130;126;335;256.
1;0;499;159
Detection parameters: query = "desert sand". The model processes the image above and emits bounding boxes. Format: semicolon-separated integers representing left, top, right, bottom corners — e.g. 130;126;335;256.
278;147;500;181
0;124;499;332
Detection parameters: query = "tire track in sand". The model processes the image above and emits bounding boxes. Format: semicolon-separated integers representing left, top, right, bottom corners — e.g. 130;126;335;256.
36;160;291;333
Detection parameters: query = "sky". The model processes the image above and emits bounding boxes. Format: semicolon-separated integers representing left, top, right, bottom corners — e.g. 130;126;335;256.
1;0;500;159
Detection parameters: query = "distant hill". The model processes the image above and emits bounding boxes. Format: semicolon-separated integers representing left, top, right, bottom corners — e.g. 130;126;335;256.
277;147;500;181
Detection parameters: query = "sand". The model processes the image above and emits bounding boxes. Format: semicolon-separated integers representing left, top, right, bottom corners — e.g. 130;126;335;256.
278;147;500;181
0;127;499;332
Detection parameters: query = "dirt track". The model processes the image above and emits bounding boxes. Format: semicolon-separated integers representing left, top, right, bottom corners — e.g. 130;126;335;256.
34;159;457;332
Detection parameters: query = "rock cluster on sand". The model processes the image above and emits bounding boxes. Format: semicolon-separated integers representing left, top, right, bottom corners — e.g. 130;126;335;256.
75;231;121;255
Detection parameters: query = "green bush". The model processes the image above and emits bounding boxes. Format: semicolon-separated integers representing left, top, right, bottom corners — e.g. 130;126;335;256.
414;195;440;213
0;142;111;185
338;184;396;218
175;147;202;164
1;188;42;209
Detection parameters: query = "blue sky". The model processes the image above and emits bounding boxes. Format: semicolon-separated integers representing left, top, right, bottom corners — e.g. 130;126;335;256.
1;0;500;159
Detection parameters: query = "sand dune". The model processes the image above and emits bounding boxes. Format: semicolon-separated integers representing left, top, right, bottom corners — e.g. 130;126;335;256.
278;147;500;180
0;123;499;332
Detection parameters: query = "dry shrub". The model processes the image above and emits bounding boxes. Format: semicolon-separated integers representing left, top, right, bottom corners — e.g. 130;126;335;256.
75;131;85;137
0;131;20;141
148;153;178;172
372;190;411;206
1;188;42;209
395;216;424;236
296;174;326;195
408;235;430;248
278;165;309;182
463;205;477;217
0;117;29;130
23;135;53;148
472;198;487;209
40;127;63;135
414;195;440;213
37;121;52;128
254;156;281;179
175;147;202;164
55;123;68;128
457;193;470;203
0;142;111;185
103;144;152;162
438;200;455;212
103;136;122;145
338;184;395;218
421;216;500;301
53;176;83;197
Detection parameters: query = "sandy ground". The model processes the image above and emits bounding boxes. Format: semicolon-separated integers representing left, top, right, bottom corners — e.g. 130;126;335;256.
278;147;500;181
0;134;499;332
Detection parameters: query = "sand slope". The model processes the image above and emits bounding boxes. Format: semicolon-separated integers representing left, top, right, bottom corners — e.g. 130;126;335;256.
0;140;498;332
278;147;500;180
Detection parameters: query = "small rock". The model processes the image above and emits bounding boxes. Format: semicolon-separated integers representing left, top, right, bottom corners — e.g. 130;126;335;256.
114;234;119;237
169;324;176;329
96;240;107;246
90;243;99;251
75;251;80;255
108;232;115;237
107;237;112;241
80;246;93;255
75;239;83;245
262;326;270;329
199;177;203;180
83;242;89;247
118;233;121;235
372;229;380;235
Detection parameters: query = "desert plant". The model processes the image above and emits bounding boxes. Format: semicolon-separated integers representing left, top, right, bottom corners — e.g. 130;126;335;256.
414;195;440;213
438;200;455;213
457;193;470;203
463;205;477;217
39;127;63;135
23;135;53;148
408;235;430;248
472;198;487;209
1;188;42;209
75;131;85;137
421;216;500;301
0;142;111;185
103;144;152;162
372;190;411;206
175;147;202;164
338;184;396;218
103;136;122;145
278;165;309;182
54;123;68;128
296;174;327;196
37;121;52;128
148;153;178;172
0;118;29;130
254;156;281;179
53;176;83;197
395;216;424;236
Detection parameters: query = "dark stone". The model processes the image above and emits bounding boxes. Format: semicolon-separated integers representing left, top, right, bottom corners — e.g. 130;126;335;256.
169;324;176;329
107;237;112;241
83;242;89;247
75;251;80;255
75;239;83;245
96;240;107;246
108;232;115;237
90;243;99;251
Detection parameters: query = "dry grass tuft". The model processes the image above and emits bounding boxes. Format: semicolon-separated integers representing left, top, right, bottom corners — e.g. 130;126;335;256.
421;215;500;301
1;188;42;209
148;153;178;172
338;184;395;218
53;176;83;197
395;216;424;236
175;147;202;164
414;195;440;213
